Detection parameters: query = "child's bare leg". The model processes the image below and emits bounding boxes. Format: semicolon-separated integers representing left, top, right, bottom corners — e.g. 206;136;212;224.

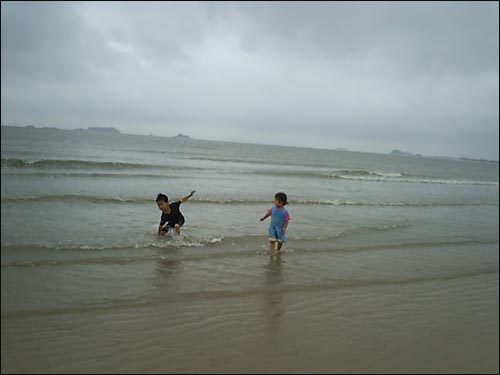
277;241;283;252
269;240;276;256
174;224;181;236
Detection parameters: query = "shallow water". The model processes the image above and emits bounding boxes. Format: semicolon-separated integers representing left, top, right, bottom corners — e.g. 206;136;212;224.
1;126;499;373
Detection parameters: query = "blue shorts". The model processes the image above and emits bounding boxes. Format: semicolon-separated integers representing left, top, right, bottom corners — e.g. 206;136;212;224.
268;225;286;243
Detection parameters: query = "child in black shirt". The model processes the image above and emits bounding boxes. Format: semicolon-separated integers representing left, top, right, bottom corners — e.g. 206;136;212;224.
156;191;195;236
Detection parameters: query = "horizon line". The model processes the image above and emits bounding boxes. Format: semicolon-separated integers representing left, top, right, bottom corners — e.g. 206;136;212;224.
2;124;498;163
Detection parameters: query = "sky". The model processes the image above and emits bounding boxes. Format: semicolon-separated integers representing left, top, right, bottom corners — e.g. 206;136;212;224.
1;1;499;160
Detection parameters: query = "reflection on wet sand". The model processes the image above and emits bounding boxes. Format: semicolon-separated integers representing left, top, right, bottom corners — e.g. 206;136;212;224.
263;255;285;334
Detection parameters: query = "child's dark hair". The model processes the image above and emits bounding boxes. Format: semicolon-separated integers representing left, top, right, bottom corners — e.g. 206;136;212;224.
274;191;288;205
156;193;169;202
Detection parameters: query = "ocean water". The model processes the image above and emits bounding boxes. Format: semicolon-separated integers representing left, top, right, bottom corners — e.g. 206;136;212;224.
1;126;498;373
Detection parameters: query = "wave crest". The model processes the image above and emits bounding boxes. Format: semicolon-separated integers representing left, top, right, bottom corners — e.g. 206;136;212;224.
1;195;497;207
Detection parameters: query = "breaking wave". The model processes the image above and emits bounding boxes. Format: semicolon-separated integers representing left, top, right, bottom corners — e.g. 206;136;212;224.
2;195;497;206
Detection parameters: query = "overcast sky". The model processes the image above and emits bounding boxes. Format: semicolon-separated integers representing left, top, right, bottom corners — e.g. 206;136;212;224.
1;1;499;159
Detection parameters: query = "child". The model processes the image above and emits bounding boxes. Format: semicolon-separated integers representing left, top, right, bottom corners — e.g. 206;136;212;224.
260;192;291;256
156;190;195;236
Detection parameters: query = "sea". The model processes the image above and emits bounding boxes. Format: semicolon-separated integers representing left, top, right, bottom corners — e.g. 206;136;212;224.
1;125;499;373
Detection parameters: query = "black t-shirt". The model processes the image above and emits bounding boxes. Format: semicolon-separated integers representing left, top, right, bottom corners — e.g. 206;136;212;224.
159;201;185;229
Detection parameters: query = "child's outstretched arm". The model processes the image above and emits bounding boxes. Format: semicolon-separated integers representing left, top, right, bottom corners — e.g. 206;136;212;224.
260;209;271;221
180;190;196;203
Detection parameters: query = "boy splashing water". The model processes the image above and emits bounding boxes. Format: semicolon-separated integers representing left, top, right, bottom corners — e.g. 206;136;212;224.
260;192;291;257
156;191;195;237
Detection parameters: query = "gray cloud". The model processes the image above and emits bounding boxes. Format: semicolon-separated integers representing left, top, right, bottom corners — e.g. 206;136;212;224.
1;1;498;159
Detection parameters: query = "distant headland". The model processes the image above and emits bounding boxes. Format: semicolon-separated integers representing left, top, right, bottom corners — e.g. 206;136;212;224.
389;148;497;164
75;127;121;134
390;149;421;157
19;125;122;134
3;125;196;139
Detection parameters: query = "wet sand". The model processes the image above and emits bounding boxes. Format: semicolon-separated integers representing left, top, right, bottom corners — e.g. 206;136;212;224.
2;244;498;374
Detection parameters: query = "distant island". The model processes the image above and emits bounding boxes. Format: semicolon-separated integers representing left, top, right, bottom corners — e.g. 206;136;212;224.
336;147;349;151
389;149;497;163
432;155;498;164
24;125;58;130
19;125;122;134
175;133;190;139
390;149;421;156
75;127;121;134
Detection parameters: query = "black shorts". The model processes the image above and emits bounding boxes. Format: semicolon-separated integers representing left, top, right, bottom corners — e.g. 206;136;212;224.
161;216;185;232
